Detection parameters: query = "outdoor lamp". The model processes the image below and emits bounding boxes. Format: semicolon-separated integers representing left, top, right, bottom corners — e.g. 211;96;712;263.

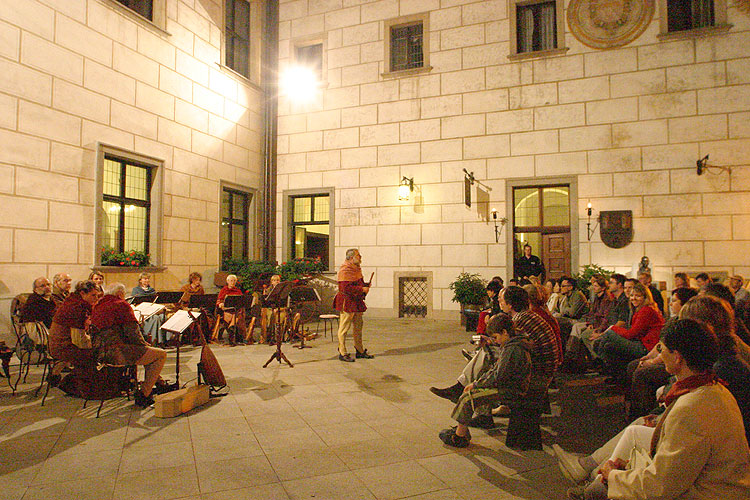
280;65;318;103
586;202;600;241
399;176;414;201
491;208;507;243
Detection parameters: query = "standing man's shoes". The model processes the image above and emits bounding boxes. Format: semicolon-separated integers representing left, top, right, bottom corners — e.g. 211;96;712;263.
338;353;355;362
355;349;374;359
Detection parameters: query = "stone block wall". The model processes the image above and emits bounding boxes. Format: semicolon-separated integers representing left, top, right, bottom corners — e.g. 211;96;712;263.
276;0;750;317
0;0;264;339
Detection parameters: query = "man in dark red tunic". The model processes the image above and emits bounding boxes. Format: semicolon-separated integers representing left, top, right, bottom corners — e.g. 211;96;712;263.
334;248;374;362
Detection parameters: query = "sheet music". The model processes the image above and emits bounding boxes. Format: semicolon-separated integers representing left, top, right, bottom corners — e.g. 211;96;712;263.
131;302;166;321
161;310;200;333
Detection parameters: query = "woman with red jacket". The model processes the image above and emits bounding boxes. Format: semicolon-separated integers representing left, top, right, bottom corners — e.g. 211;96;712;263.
593;282;664;382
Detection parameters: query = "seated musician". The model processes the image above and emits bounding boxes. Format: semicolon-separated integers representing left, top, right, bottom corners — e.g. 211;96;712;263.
51;273;72;307
132;272;156;297
217;274;246;345
88;271;105;290
131;272;167;346
21;277;57;328
261;274;283;343
90;283;167;408
47;280;101;383
179;272;205;308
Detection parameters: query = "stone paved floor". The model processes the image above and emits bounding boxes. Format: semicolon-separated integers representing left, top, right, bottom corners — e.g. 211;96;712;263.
0;318;628;500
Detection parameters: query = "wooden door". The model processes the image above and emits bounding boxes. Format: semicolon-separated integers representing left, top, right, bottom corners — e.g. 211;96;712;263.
543;232;570;280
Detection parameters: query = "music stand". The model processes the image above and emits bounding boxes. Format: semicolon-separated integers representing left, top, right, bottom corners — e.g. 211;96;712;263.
288;286;320;349
130;293;157;305
263;281;295;368
187;294;218;345
154;292;185;304
160;310;202;388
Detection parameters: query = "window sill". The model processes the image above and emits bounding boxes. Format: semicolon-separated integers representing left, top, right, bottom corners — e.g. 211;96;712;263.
216;63;262;92
508;47;569;61
92;266;167;273
381;65;433;79
657;23;732;41
99;0;170;38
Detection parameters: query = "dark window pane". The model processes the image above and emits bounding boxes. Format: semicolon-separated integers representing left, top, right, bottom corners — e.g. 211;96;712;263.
668;0;714;31
116;0;153;21
517;1;557;53
390;23;423;71
220;187;250;263
231;224;245;259
102;155;151;256
226;0;250;78
221;191;231;219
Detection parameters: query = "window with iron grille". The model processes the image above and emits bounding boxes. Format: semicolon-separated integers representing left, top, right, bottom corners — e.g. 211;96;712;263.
390;22;424;72
399;276;428;318
516;0;557;53
290;194;330;270
101;156;152;255
221;187;251;263
115;0;153;20
225;0;251;78
667;0;714;31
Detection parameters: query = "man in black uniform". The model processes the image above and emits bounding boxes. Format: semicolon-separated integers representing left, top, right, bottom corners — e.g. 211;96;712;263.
516;244;545;282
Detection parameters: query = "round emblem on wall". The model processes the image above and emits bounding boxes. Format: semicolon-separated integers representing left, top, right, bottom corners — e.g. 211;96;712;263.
567;0;655;49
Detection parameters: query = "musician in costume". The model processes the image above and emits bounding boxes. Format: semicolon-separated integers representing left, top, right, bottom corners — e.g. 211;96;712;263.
179;272;205;308
216;274;246;345
334;248;374;362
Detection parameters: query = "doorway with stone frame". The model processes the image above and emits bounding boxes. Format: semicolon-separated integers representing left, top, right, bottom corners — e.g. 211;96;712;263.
509;181;577;281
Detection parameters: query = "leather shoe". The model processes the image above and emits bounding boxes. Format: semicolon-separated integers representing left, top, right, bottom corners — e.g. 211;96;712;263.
552;444;589;484
467;414;496;429
429;383;463;404
355;349;374;359
338;353;355;362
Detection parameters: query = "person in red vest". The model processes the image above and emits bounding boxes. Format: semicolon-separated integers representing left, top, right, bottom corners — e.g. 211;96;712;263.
334;248;374;362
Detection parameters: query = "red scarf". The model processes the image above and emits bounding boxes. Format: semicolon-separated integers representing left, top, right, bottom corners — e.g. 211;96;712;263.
337;261;363;282
90;294;137;330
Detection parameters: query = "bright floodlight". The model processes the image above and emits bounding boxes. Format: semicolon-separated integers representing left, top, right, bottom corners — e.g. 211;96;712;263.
281;65;317;102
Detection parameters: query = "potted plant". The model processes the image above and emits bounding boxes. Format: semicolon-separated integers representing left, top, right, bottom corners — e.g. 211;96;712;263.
449;272;487;331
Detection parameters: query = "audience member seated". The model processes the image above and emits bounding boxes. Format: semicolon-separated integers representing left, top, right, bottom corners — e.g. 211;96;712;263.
524;284;562;367
90;283;167;407
436;315;532;447
131;272;156;297
680;295;750;444
564;276;612;353
731;274;750;333
88;271;105;290
673;272;689;290
51;273;72;307
564;274;630;373
179;272;205;307
216;274;246;345
625;287;698;421
704;283;750;345
695;272;711;293
21;277;56;328
553;276;589;346
638;271;664;317
544;278;561;313
593;283;664;383
48;280;100;381
476;280;503;335
556;319;750;500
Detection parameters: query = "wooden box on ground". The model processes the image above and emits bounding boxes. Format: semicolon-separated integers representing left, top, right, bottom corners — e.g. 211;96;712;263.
154;384;210;418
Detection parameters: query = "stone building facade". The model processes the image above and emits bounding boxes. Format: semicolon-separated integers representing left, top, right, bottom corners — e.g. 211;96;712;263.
0;0;265;336
276;0;750;317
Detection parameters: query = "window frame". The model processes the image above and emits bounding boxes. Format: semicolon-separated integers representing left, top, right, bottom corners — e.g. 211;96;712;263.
657;0;730;39
95;144;164;267
383;13;432;77
220;185;253;265
102;156;153;254
282;188;335;272
101;0;168;33
221;0;263;85
509;0;568;60
293;39;326;87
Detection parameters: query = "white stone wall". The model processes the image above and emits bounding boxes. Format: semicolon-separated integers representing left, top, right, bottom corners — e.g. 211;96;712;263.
0;0;264;338
276;0;750;316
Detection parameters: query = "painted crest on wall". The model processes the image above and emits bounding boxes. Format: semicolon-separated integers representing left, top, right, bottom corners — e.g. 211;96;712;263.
567;0;655;49
600;210;633;248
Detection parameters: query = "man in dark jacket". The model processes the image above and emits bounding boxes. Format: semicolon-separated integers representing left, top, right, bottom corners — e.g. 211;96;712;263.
21;277;56;328
334;248;373;362
515;244;545;281
438;315;532;448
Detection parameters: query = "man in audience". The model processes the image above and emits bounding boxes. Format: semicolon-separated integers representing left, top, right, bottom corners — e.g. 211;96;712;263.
695;272;711;293
730;274;749;306
623;278;636;300
673;272;689;290
638;271;664;316
21;277;56;328
553;276;589;346
524;284;562;366
51;273;72;307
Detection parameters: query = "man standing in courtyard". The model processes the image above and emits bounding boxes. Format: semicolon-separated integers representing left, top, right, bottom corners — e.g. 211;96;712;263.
516;244;545;282
334;248;374;362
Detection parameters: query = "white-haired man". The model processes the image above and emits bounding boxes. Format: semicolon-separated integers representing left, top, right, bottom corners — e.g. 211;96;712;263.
334;248;373;362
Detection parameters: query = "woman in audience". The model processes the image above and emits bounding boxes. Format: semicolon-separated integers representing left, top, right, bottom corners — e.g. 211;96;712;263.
179;272;205;308
705;283;750;345
47;280;101;382
624;287;698;420
131;272;156;297
557;319;750;500
544;278;561;314
90;283;167;407
593;283;664;383
88;271;105;290
680;294;750;444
